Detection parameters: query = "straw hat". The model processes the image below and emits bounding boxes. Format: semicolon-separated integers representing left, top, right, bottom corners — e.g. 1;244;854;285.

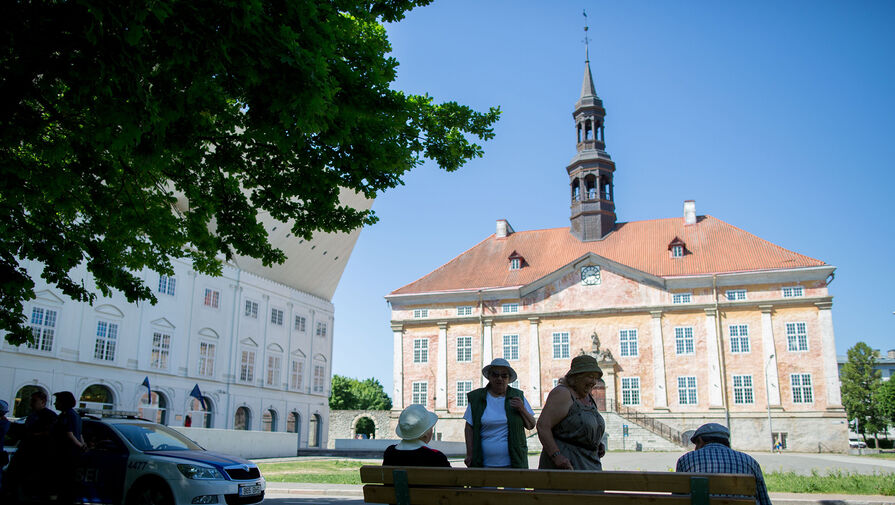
567;355;603;379
395;404;439;441
482;358;518;383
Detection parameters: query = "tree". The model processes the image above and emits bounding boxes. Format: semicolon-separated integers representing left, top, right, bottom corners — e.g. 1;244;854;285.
840;342;886;442
329;375;392;411
878;377;895;428
0;1;500;345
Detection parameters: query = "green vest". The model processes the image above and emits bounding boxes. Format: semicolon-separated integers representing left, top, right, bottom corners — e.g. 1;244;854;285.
467;386;528;468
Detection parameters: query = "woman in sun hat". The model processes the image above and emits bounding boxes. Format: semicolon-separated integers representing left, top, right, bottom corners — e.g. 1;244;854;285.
463;358;536;468
382;404;450;467
537;354;606;470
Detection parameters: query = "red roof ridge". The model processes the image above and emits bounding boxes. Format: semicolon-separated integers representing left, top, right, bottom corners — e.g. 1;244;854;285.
389;233;499;295
702;214;825;266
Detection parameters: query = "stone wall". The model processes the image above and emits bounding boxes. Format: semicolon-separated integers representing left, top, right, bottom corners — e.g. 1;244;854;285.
327;409;394;449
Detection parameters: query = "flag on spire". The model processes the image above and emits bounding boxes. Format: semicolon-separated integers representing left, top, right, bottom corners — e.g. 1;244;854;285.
189;384;206;410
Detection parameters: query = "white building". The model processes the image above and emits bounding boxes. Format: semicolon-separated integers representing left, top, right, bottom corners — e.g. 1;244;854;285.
0;192;370;451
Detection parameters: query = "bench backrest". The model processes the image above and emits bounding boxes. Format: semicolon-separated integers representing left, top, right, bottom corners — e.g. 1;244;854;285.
360;465;757;505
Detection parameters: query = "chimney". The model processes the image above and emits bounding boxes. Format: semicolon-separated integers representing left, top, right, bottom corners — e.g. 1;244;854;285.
683;200;696;225
888;349;895;359
496;219;514;238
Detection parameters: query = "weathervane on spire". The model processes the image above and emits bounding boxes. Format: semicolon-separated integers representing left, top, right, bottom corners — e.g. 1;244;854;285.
583;9;590;63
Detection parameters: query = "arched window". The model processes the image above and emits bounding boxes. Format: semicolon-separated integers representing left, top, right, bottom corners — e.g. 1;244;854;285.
189;396;214;428
138;391;169;425
286;411;301;434
79;384;115;411
308;413;321;447
585;174;597;200
262;408;278;432
234;406;251;430
355;416;375;439
584;119;592;141
14;385;48;417
571;180;580;202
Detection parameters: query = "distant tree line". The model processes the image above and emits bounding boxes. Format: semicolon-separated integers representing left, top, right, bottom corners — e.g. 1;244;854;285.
841;342;895;444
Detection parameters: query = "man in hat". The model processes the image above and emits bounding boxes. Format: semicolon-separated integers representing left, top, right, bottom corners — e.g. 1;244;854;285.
383;404;450;467
676;423;771;505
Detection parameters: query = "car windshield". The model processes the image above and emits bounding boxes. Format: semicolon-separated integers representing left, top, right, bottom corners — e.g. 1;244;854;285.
112;422;203;452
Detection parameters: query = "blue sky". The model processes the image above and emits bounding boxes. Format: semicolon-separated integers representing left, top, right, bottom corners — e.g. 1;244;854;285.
331;1;895;394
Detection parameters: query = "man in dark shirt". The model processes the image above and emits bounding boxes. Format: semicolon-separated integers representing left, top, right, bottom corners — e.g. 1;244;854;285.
7;390;58;502
383;404;450;467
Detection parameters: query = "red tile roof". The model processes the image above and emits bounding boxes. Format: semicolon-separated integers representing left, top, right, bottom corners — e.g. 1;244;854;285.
390;216;826;295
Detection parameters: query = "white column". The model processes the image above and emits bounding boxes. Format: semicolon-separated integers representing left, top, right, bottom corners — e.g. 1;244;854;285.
392;323;404;410
759;305;781;405
482;320;493;387
816;301;842;408
650;311;668;409
704;308;724;407
436;321;448;411
528;317;541;408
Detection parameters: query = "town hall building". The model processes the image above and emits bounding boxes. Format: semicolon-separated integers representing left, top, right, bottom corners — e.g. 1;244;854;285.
386;56;848;452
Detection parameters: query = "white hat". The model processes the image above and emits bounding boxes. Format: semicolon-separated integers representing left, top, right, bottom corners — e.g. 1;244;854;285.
395;404;439;441
482;358;518;383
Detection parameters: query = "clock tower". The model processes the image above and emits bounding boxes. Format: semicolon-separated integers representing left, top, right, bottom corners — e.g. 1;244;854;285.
568;44;617;242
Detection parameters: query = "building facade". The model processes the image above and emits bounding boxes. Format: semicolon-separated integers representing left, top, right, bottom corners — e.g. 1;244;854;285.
386;58;848;452
1;193;371;450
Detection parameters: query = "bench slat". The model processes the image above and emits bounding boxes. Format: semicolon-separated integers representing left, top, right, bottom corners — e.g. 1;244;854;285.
363;484;757;505
359;466;756;495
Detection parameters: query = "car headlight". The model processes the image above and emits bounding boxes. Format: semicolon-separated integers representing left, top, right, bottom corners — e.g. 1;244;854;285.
177;464;222;480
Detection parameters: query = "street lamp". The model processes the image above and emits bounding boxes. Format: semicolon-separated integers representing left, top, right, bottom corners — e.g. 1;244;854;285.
765;353;775;452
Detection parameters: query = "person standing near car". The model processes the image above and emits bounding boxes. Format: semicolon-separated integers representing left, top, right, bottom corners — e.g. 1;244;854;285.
53;391;86;503
6;389;58;502
0;400;10;491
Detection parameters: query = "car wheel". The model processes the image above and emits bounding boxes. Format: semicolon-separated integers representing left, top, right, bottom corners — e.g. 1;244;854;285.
127;481;174;505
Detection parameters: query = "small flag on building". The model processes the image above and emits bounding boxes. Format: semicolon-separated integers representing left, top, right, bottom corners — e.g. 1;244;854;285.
141;376;151;403
189;384;206;410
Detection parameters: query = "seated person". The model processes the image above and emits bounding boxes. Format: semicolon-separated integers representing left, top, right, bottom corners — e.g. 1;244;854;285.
383;405;450;467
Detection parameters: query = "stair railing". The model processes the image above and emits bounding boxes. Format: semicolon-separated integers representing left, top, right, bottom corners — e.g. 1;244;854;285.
615;404;687;447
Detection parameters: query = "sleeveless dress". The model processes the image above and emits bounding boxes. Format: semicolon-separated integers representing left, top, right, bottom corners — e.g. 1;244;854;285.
538;388;606;470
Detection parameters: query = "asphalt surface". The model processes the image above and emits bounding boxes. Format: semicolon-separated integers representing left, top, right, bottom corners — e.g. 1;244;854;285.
258;452;895;505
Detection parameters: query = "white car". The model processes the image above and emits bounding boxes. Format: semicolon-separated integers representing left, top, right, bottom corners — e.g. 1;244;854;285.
849;439;868;449
74;414;265;505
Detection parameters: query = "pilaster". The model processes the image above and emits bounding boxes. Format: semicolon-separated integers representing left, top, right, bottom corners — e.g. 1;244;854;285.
482;319;493;387
815;301;843;408
650;311;669;410
759;305;781;405
391;323;404;410
436;321;448;411
528;317;541;407
704;308;724;407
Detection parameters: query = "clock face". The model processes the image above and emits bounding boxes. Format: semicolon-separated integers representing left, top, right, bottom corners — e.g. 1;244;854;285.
581;265;601;286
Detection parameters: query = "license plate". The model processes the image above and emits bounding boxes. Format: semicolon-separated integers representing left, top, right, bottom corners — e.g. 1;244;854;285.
238;484;263;497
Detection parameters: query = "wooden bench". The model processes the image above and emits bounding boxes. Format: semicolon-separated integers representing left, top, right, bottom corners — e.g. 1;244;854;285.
360;465;757;505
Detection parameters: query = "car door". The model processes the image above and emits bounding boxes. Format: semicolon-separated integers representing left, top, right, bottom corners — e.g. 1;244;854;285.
81;420;129;504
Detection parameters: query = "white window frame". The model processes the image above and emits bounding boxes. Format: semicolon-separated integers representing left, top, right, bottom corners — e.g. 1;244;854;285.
732;375;754;405
672;292;692;304
729;324;750;353
456;381;472;407
313;361;327;394
552;332;570;359
411;381;428;406
619;329;638;357
294;315;306;332
509;258;521;270
502;334;519;361
267;354;283;387
413;338;429;363
27;306;57;352
198;341;216;377
725;289;747;301
290;359;305;390
621;377;641;406
239;350;256;383
413;308;429;318
150;331;172;370
456;336;472;362
244;300;259;319
457;306;473;316
785;322;808;352
270;308;284;326
677;376;698;405
790;373;814;404
94;320;118;361
671;245;684;258
158;275;176;296
316;321;327;337
782;286;804;298
203;288;220;308
502;303;519;314
674;327;695;355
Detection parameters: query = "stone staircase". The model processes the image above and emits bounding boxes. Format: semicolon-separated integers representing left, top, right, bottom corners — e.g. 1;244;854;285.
526;409;685;453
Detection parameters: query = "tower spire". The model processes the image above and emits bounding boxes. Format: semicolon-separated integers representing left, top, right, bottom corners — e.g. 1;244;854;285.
580;10;597;101
583;9;590;63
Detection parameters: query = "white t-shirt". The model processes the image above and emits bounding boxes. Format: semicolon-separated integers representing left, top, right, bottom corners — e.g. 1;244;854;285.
463;392;534;467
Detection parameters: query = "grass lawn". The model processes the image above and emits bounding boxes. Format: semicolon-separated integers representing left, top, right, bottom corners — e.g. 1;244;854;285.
864;452;895;459
258;460;895;495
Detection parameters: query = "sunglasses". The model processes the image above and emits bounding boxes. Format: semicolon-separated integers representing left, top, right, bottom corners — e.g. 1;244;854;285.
490;372;510;379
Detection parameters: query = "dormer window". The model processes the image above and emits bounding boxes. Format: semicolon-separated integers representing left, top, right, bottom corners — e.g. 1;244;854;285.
668;237;687;258
508;251;525;271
